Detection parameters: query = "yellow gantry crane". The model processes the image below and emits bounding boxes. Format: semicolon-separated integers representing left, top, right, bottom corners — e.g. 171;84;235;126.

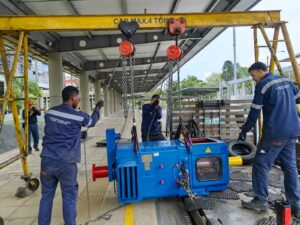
0;10;298;195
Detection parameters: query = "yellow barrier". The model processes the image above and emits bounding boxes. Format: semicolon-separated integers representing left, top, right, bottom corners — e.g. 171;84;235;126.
229;156;243;166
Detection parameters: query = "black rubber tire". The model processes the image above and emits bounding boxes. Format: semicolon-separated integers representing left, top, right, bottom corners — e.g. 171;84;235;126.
228;141;256;165
28;178;40;192
0;216;4;225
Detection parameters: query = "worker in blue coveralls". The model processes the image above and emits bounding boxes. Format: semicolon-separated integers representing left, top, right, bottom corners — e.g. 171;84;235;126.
238;62;300;218
38;86;103;225
141;94;166;142
22;100;41;153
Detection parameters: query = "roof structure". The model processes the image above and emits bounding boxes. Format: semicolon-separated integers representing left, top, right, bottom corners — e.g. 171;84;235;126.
0;0;262;93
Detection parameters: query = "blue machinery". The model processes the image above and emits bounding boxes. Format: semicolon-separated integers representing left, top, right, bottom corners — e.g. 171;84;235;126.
92;129;230;204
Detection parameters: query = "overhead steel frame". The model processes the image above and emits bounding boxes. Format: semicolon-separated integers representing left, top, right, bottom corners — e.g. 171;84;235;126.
0;10;299;184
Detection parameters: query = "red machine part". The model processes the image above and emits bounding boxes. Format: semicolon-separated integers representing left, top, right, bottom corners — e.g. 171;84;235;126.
168;17;186;36
119;40;134;57
166;45;182;61
92;164;108;181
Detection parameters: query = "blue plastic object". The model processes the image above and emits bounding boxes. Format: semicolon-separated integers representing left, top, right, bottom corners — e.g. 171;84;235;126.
105;129;230;204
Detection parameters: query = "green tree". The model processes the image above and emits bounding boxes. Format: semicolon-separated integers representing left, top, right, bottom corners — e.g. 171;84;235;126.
13;79;43;110
206;72;222;86
180;75;207;89
221;60;234;81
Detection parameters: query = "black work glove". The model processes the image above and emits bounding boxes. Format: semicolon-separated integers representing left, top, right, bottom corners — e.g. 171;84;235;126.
95;100;104;109
238;131;247;142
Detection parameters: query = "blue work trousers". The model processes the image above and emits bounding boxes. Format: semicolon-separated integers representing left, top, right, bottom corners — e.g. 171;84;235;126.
252;138;300;206
38;157;78;225
28;123;39;152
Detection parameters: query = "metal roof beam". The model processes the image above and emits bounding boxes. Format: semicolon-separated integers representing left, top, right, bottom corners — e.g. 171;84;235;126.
84;56;168;71
97;69;163;78
0;11;281;31
54;31;201;52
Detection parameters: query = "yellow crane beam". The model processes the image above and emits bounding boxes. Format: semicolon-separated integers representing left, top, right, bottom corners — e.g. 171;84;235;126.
0;10;280;31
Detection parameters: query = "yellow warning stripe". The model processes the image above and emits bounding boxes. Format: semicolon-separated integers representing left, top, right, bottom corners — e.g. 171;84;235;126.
124;204;134;225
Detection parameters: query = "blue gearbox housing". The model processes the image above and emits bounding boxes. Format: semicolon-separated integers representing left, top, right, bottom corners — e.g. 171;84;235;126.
101;128;230;204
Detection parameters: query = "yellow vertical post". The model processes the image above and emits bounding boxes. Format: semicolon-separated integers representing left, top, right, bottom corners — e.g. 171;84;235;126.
269;25;280;73
281;22;300;88
259;24;283;74
23;33;29;156
254;26;259;62
10;32;30;176
253;26;263;139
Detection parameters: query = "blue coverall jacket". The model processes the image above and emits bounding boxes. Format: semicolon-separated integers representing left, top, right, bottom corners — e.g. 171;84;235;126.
38;103;100;225
41;103;100;163
141;103;162;134
242;72;300;140
242;72;300;205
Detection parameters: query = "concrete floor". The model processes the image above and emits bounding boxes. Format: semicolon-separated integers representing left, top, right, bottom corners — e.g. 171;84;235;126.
0;111;159;225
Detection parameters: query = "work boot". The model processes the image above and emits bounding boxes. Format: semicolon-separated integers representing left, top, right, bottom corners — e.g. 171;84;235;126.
292;205;300;219
242;197;269;212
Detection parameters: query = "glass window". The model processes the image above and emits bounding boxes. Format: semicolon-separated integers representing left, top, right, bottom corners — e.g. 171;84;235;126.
196;157;222;181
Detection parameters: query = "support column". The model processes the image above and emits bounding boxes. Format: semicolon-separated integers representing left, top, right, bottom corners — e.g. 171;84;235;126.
113;90;117;113
80;71;90;113
48;52;64;107
109;88;114;114
103;85;109;117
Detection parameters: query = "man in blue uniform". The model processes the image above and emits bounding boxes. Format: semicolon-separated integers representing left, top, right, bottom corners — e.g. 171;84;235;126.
22;100;41;153
141;94;166;142
38;86;103;225
238;62;300;217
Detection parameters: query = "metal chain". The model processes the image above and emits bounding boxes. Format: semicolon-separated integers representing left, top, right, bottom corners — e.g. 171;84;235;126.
121;56;129;118
129;55;136;123
176;58;182;118
178;179;196;200
82;130;91;222
166;61;174;138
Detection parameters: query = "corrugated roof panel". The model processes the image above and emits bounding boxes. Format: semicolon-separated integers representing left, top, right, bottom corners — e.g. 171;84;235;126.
24;1;74;15
151;62;167;70
175;0;212;13
102;47;120;60
57;32;87;37
126;0;174;14
73;0;123;14
79;49;105;61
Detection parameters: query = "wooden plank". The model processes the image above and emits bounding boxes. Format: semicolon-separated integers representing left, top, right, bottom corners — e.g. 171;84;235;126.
173;105;251;111
172;123;244;129
172;111;246;117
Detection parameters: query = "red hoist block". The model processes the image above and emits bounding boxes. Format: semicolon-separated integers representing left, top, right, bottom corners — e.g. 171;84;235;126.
119;40;134;57
92;164;108;181
167;45;182;61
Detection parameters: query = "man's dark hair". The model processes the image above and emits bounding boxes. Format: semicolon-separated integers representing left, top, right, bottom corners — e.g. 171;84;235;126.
62;86;79;102
248;62;268;73
151;94;160;99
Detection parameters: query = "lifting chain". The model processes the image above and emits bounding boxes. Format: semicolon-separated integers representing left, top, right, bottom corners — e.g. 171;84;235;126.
176;162;196;201
166;61;174;138
121;56;129;118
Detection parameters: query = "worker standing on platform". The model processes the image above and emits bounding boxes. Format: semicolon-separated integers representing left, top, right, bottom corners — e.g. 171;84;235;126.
238;62;300;218
141;94;166;142
38;86;103;225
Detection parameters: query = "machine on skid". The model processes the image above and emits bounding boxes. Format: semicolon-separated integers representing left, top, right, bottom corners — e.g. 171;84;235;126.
92;129;230;204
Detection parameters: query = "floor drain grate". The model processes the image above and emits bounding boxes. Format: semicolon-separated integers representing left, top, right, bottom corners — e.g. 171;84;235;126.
230;171;252;182
257;216;300;225
228;181;252;193
207;189;240;200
